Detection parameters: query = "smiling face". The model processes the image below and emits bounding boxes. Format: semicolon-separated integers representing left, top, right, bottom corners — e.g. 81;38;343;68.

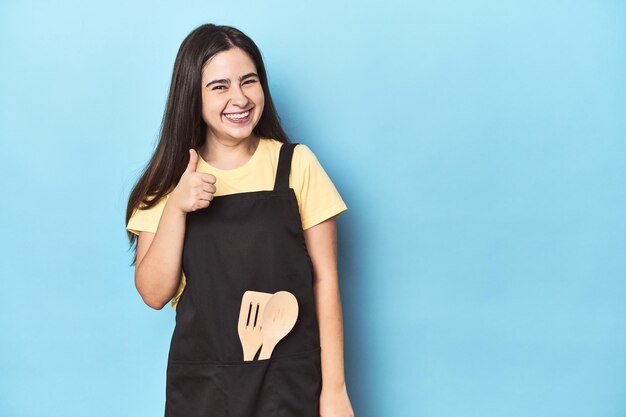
200;47;265;143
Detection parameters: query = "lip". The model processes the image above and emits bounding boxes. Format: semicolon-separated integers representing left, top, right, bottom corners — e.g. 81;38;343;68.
222;106;254;115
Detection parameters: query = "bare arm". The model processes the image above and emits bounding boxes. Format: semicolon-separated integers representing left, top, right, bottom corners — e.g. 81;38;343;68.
134;149;216;310
305;217;354;416
135;200;187;310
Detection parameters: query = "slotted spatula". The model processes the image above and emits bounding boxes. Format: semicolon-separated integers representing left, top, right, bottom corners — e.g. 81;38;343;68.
237;290;273;361
258;291;299;360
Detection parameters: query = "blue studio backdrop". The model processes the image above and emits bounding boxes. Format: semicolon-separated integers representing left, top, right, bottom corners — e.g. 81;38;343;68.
1;1;625;416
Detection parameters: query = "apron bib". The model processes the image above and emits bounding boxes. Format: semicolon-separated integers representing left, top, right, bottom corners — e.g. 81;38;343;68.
165;143;322;417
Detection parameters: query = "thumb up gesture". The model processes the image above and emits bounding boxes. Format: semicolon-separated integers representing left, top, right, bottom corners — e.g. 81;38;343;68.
170;149;217;213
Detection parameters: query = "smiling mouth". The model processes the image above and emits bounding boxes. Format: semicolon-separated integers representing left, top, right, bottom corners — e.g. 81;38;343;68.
223;110;250;120
222;107;254;124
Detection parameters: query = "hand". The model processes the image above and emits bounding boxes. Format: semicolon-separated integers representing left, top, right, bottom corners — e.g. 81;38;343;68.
169;149;217;213
319;383;355;417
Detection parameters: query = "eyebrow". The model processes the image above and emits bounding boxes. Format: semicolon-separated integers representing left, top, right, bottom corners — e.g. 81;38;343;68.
205;72;259;87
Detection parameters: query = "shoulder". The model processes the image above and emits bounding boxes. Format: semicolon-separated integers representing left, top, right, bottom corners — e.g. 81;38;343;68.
293;142;316;163
261;137;314;155
261;137;318;170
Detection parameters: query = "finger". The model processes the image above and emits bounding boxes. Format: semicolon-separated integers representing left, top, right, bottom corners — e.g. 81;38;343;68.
199;173;217;184
192;181;215;194
197;195;213;204
192;196;213;210
191;200;211;211
200;188;215;198
205;183;217;193
185;149;198;173
194;186;215;199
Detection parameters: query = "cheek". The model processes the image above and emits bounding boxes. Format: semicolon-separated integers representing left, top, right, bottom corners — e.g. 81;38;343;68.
200;105;213;125
253;89;265;112
200;93;210;122
202;98;223;121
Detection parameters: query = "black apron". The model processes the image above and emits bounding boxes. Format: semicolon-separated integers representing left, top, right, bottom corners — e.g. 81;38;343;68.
165;142;322;417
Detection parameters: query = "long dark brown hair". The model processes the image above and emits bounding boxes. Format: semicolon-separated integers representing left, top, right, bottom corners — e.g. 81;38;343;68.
126;23;291;264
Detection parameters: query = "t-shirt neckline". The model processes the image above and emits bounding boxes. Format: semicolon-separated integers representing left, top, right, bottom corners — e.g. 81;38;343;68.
196;137;266;178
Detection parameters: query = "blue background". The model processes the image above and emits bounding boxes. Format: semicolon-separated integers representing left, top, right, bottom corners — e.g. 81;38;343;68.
1;1;625;416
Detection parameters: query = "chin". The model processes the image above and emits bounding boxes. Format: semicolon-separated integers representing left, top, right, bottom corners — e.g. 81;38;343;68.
226;130;255;140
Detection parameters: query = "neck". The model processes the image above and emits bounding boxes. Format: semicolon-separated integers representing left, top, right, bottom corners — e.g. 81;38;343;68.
199;134;261;169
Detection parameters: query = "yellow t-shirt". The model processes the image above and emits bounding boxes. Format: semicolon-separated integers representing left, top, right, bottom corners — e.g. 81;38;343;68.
126;137;348;309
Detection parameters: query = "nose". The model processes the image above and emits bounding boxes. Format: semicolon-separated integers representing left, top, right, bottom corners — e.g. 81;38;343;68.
229;84;249;108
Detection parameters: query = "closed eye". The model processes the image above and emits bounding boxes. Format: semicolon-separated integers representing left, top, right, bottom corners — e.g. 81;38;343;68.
212;80;257;91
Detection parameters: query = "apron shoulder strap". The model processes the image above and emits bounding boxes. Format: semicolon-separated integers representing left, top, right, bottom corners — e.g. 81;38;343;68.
273;142;299;191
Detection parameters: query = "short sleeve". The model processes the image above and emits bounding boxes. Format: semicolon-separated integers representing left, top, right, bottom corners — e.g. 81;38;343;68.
292;144;348;230
126;194;169;235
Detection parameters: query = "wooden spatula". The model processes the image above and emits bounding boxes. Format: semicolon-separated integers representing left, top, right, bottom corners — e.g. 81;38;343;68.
258;291;299;360
238;290;273;361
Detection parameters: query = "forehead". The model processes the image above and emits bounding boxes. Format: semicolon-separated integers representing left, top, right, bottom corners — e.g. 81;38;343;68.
201;48;257;79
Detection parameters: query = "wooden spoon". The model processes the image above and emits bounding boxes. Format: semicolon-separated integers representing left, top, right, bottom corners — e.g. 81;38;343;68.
237;290;273;361
258;291;299;360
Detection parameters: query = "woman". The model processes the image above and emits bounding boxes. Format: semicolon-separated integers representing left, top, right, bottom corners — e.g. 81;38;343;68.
125;23;354;417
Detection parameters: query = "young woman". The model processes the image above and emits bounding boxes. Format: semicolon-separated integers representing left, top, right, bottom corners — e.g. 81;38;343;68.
125;24;355;417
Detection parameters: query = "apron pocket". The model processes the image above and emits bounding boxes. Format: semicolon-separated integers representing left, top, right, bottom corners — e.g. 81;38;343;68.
270;347;322;417
220;359;277;417
165;361;228;417
165;347;321;417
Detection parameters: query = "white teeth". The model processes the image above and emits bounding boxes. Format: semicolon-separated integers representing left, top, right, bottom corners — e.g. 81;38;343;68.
224;110;250;120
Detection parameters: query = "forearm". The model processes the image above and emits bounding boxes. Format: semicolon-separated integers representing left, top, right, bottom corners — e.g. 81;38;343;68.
313;275;347;389
136;199;187;309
